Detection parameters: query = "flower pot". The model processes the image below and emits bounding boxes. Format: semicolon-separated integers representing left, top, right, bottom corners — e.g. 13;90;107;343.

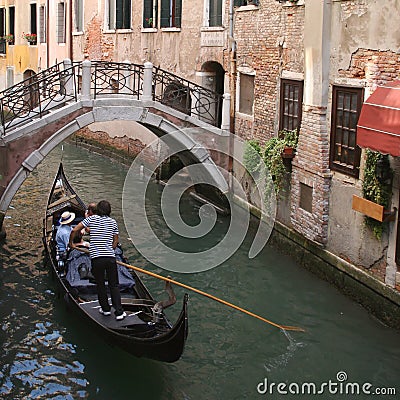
281;146;295;159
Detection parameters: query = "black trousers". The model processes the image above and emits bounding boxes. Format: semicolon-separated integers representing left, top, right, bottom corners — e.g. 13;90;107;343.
91;257;124;316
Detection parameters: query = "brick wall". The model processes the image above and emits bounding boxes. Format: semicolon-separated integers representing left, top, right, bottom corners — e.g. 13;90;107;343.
233;1;305;143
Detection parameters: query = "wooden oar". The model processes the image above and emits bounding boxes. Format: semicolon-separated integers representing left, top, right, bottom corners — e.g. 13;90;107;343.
117;260;305;333
74;247;304;332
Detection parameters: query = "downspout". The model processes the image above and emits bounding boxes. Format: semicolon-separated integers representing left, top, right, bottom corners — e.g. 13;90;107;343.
69;0;73;61
46;0;49;67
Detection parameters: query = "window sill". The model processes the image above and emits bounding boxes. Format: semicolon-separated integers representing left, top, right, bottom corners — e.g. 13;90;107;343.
116;29;133;33
201;26;225;32
161;27;181;32
72;31;84;36
236;5;259;12
281;0;305;6
103;29;116;34
141;28;158;33
236;111;254;120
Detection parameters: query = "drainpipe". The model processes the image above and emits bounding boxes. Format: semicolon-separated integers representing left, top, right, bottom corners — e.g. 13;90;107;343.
46;0;49;67
69;0;73;61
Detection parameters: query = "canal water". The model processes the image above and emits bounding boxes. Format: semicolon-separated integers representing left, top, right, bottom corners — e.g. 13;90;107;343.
0;143;399;399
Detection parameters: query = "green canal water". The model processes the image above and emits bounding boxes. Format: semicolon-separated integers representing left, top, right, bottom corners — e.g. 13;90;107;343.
0;143;399;399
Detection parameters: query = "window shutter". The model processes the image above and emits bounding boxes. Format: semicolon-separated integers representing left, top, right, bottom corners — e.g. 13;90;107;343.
108;0;115;30
31;3;37;35
39;6;46;43
9;6;15;37
0;9;5;37
174;0;182;28
75;0;83;31
160;0;170;28
123;0;131;29
116;0;123;28
57;2;66;43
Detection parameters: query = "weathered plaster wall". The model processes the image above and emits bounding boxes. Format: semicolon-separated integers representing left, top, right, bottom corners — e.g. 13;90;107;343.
326;0;400;283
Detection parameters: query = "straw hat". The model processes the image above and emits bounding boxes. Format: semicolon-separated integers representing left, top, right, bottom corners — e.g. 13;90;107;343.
60;211;75;225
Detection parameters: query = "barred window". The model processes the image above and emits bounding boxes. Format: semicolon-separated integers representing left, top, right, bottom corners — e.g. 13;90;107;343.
330;86;363;177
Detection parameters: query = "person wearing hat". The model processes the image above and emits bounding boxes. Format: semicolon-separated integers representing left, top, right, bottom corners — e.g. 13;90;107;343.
56;211;75;253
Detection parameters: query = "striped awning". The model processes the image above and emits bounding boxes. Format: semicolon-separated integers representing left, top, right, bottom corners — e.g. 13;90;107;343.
357;80;400;156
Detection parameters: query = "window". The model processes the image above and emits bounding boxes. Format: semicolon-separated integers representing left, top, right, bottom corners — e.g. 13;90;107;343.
39;5;46;43
116;0;131;29
0;8;5;54
279;79;303;132
57;2;66;43
161;0;182;28
209;0;222;27
300;182;313;213
107;0;131;29
75;0;83;32
30;3;37;43
9;6;15;44
239;73;255;115
330;86;363;177
143;0;157;28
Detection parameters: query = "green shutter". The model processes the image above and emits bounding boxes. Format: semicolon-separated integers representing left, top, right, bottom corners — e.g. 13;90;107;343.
174;0;181;28
116;0;123;28
123;0;131;29
160;0;170;28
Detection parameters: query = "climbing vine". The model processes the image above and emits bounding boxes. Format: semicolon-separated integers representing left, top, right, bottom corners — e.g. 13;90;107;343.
362;149;392;240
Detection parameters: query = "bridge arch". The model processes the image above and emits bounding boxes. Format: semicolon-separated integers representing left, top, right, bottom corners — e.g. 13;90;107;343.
0;99;229;216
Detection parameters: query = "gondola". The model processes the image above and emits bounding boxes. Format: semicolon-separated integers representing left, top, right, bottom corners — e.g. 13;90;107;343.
42;163;188;363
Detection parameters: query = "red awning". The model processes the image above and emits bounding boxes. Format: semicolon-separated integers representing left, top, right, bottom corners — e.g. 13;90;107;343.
357;80;400;156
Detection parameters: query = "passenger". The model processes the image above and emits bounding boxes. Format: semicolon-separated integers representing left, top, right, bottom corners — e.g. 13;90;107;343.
83;202;97;235
69;200;126;321
85;202;97;218
72;230;89;249
55;211;75;254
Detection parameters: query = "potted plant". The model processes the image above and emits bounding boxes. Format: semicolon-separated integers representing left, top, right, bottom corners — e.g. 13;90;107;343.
145;18;154;28
280;129;298;159
22;32;37;45
2;34;14;44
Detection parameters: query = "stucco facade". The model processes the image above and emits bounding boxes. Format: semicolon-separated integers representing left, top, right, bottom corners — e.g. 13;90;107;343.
0;0;71;90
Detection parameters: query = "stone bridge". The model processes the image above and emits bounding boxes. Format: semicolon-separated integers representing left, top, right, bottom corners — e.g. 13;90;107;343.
0;59;231;235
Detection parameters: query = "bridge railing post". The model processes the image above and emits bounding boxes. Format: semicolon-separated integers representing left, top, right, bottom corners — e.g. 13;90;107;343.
121;59;131;95
81;60;92;101
221;93;231;131
63;59;74;97
141;62;153;102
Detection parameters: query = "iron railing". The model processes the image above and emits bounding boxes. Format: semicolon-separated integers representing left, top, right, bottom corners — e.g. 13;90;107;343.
153;66;222;127
91;61;144;98
0;61;222;134
0;62;78;133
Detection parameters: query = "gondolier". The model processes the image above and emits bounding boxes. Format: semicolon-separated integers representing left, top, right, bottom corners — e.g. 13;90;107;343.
69;200;126;321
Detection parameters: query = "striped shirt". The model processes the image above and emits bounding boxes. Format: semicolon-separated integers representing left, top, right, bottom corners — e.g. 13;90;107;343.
81;215;119;259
